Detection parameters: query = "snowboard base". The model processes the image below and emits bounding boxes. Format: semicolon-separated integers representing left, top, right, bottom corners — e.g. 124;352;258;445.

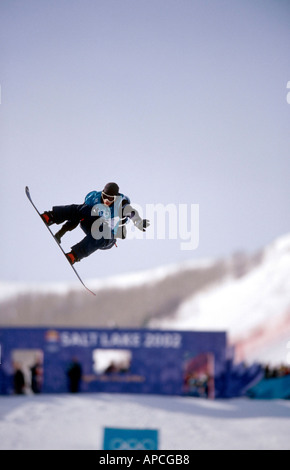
25;186;96;296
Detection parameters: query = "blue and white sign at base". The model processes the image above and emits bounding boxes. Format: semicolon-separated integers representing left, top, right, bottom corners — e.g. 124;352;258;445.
103;427;159;450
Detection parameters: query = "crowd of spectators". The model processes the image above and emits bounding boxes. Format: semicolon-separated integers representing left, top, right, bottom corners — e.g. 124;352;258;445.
13;357;83;394
262;363;290;379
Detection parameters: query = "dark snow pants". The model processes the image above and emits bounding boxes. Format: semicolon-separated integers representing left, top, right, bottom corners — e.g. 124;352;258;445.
52;204;116;260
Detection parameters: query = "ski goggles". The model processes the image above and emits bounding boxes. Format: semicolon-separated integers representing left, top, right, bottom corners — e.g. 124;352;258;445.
102;191;117;203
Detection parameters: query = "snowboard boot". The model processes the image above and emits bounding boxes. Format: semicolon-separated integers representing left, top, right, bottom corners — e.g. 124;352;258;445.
41;211;55;227
66;251;79;265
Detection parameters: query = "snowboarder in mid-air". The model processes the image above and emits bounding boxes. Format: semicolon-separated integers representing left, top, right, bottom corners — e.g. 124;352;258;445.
40;182;150;265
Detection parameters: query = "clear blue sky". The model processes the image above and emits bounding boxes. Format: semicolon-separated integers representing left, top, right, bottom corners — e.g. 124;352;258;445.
1;0;290;283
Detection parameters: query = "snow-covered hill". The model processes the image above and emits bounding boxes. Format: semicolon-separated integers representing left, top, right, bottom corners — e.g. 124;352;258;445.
1;233;290;366
0;257;216;303
149;234;290;365
0;257;228;328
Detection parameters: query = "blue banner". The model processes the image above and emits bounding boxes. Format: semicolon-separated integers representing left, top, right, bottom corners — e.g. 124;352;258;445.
0;327;227;397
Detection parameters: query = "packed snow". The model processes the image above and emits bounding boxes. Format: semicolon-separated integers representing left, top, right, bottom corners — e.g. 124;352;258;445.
0;393;290;450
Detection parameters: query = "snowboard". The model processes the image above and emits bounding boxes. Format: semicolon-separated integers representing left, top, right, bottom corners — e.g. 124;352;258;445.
25;186;96;296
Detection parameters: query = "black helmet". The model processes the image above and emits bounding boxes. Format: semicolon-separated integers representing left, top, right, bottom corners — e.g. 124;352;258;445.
102;182;119;196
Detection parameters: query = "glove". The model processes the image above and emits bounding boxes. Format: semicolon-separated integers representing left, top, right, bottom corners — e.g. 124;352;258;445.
134;218;150;232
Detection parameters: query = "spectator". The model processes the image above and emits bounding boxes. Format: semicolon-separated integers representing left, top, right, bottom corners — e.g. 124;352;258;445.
30;358;43;393
13;362;25;395
67;357;83;393
263;363;290;379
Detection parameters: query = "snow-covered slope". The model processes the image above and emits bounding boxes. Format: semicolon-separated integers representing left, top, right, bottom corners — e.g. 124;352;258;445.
0;257;224;328
0;258;214;302
1;393;290;450
149;234;290;365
